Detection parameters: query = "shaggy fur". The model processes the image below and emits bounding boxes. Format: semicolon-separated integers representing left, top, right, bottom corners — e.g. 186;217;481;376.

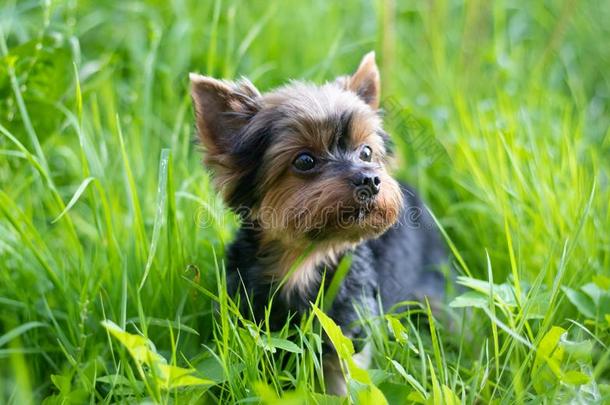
190;52;447;395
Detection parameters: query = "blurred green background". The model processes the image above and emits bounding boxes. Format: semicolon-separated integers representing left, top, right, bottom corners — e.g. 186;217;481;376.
1;0;609;403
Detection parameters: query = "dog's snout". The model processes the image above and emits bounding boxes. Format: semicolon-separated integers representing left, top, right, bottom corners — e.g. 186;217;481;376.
364;175;381;195
352;172;381;196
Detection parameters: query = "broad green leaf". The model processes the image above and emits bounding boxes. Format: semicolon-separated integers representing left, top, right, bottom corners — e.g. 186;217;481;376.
101;320;164;366
45;373;89;405
561;370;590;386
407;391;427;404
355;384;388;405
155;364;214;389
260;337;303;354
50;374;71;394
346;357;372;385
96;374;137;387
42;389;89;405
560;336;593;361
312;306;354;359
101;320;214;391
378;382;412;404
309;393;345;405
195;355;231;383
532;326;566;393
254;382;311;404
385;315;408;344
455;277;516;307
562;287;596;318
582;283;603;306
449;291;488;309
254;381;279;402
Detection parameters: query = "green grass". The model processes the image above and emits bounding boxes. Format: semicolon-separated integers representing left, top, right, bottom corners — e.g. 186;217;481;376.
1;0;609;403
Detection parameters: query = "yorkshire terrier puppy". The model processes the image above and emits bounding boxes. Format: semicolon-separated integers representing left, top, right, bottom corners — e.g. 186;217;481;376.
190;52;447;395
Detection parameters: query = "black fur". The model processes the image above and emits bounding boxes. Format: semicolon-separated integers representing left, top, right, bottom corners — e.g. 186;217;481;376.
226;113;275;208
225;184;447;341
334;111;353;152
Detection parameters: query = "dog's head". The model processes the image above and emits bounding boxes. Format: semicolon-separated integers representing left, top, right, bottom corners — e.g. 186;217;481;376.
190;52;402;245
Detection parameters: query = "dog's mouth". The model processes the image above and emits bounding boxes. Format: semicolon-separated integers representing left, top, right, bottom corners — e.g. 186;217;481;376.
304;200;395;242
340;202;374;223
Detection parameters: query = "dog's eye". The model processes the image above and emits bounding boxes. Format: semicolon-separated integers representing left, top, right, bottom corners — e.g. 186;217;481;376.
293;153;316;171
359;145;372;162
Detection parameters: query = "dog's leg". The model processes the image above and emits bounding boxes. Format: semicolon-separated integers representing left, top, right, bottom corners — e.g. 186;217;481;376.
323;352;347;396
352;342;372;369
323;343;373;396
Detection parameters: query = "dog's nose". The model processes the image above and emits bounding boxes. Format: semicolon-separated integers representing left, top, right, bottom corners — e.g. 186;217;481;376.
352;173;381;196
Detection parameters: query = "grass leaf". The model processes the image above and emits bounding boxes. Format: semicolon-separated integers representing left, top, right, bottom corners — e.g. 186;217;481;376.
51;177;96;224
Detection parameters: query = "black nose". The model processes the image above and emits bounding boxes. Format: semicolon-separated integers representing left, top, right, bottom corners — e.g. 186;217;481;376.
352;173;381;196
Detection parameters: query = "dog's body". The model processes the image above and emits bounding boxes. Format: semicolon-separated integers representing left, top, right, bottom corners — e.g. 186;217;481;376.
190;52;447;395
225;184;446;337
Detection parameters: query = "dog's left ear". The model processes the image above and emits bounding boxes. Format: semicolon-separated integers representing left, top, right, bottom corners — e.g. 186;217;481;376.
337;51;380;110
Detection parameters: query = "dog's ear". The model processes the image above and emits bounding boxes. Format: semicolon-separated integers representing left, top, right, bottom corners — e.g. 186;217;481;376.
190;74;261;192
336;52;380;110
190;74;260;156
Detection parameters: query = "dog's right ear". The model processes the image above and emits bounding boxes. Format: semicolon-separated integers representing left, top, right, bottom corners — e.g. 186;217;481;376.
190;74;261;189
190;74;260;156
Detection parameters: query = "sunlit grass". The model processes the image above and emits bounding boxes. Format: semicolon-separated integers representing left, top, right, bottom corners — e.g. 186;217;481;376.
0;0;609;403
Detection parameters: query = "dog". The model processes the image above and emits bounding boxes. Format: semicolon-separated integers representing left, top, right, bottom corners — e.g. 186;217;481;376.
190;52;447;395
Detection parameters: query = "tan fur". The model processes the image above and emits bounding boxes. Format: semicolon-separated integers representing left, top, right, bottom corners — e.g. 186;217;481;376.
259;240;353;299
349;113;385;156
